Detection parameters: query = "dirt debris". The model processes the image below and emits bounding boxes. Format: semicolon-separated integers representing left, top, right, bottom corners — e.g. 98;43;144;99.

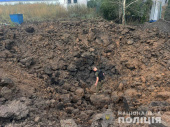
0;19;170;127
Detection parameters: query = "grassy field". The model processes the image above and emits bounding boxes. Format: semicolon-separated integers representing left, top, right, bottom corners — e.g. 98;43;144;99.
0;3;96;23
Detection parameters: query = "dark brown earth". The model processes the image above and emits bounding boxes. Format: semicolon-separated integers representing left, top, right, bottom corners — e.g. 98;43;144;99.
142;19;170;33
0;19;170;127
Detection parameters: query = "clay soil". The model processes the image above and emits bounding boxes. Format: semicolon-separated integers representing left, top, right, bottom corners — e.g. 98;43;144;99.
0;19;170;127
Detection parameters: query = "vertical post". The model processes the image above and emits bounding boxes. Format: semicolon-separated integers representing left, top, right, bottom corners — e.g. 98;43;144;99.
122;0;126;25
119;0;122;23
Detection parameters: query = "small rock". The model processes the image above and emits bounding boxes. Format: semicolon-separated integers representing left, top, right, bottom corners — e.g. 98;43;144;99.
117;91;124;97
60;119;77;127
156;74;162;79
88;32;95;41
20;57;35;68
149;101;169;107
121;28;129;35
61;89;68;94
90;94;110;106
111;91;119;103
80;111;88;120
1;87;12;100
67;63;77;72
127;39;134;45
72;109;79;115
89;85;96;94
35;116;40;122
62;83;71;91
162;112;170;126
89;48;95;52
147;85;155;91
72;95;81;103
86;110;94;116
0;50;13;59
166;98;170;103
25;27;35;33
81;52;91;58
50;99;56;104
56;102;65;110
157;92;170;99
84;94;90;101
118;82;124;91
70;86;76;92
66;107;74;114
0;97;6;105
103;89;112;94
0;77;14;86
4;40;14;50
125;62;136;70
44;65;52;75
141;76;146;83
59;94;70;103
105;44;115;53
124;89;138;97
0;100;29;120
75;88;84;97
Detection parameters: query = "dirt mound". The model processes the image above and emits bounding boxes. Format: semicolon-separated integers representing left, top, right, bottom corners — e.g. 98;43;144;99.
142;19;170;33
0;19;170;126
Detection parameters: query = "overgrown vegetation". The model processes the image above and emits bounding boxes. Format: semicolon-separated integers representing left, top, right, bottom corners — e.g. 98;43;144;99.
68;5;96;19
165;1;170;21
88;0;152;24
0;0;168;25
0;3;96;23
100;0;119;21
125;0;152;23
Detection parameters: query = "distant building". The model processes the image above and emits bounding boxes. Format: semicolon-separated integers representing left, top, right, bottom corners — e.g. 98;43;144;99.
58;0;87;8
0;0;60;5
0;0;87;7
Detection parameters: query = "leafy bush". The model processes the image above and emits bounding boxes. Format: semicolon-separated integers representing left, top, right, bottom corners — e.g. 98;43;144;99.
87;0;98;8
126;0;152;23
100;0;119;20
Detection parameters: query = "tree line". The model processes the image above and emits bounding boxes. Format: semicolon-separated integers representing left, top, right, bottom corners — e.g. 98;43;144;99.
88;0;153;25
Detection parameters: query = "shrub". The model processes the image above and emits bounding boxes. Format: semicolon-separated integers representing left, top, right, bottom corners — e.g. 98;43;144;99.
100;0;119;20
87;0;98;8
126;0;152;23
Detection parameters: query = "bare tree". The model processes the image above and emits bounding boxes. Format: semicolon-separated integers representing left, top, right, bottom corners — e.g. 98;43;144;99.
102;0;140;25
119;0;122;23
122;0;126;25
122;0;140;25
